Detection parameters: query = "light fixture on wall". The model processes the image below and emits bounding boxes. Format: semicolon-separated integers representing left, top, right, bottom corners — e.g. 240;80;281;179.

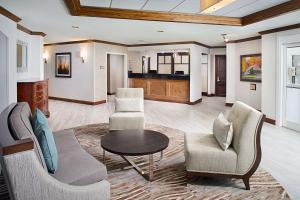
222;34;229;43
80;49;87;63
43;52;48;64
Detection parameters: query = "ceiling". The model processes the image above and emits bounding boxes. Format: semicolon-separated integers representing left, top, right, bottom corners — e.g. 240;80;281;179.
80;0;289;17
1;0;300;46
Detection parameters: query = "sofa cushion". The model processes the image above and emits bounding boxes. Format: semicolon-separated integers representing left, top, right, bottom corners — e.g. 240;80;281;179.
115;98;143;112
51;129;107;186
184;133;237;174
32;109;58;173
109;112;145;130
213;113;233;151
8;102;47;169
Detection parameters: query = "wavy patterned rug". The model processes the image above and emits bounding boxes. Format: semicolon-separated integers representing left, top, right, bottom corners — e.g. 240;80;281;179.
74;123;290;200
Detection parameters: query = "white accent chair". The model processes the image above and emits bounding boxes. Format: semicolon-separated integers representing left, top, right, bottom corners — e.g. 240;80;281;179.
109;88;145;130
184;101;265;190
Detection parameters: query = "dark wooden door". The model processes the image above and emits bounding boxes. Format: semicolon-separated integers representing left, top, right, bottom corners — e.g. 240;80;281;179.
215;55;226;97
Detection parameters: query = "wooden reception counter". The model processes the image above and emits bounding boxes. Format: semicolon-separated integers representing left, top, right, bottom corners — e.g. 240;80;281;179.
128;73;190;104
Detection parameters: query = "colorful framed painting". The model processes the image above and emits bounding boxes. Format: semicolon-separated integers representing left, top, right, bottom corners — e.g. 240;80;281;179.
240;54;262;82
55;52;72;78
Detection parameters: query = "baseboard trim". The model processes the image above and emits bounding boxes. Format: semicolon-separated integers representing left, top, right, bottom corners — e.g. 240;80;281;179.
145;97;190;104
49;96;106;105
207;94;215;97
225;103;234;107
202;92;208;96
107;92;116;95
189;98;202;105
265;117;276;125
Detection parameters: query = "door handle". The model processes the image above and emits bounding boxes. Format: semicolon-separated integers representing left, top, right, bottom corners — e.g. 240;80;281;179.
217;76;220;82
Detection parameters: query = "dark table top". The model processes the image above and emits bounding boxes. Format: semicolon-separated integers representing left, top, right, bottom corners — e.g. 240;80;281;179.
101;130;169;156
128;73;190;80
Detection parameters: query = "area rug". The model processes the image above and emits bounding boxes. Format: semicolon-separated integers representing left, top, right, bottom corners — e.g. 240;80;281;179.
74;123;290;200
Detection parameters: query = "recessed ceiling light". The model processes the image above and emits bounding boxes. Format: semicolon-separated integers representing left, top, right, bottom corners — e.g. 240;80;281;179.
157;30;164;33
72;26;80;29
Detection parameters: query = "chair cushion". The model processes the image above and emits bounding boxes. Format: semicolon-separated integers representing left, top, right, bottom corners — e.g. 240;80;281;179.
227;101;251;151
32;109;58;173
213;113;233;151
115;98;143;112
109;112;145;130
51;129;107;186
184;133;237;174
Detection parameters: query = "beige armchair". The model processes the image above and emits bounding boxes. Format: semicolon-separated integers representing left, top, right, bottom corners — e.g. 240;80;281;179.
184;101;265;190
109;88;145;130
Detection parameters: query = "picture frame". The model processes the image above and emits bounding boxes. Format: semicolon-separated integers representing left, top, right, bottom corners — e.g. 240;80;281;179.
55;52;72;78
240;54;262;82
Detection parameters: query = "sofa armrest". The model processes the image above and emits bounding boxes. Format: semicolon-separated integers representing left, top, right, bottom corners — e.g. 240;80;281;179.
2;150;110;200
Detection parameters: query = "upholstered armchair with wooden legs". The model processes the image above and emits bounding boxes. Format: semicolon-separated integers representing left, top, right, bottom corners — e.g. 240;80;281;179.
109;88;145;131
184;101;265;190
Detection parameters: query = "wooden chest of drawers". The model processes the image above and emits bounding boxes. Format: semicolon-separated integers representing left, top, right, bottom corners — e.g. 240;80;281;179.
17;79;50;117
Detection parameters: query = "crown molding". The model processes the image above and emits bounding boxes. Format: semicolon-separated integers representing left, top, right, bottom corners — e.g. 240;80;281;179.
44;39;226;49
0;6;21;22
227;36;261;44
259;23;300;35
17;24;46;37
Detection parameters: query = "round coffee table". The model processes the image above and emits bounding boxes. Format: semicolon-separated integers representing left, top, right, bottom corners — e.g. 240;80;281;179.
101;129;169;181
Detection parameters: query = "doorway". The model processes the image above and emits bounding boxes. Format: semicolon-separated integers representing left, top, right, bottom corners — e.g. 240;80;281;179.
215;55;226;97
283;45;300;131
107;53;126;95
0;31;8;112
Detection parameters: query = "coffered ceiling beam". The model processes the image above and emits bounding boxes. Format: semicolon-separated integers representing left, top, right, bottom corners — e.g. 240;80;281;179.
64;0;241;26
242;0;300;26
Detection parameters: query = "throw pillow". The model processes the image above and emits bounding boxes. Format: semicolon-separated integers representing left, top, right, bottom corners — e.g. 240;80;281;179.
32;109;58;173
213;113;233;151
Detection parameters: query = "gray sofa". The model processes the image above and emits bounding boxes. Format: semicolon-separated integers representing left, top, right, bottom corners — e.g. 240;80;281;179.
0;103;110;200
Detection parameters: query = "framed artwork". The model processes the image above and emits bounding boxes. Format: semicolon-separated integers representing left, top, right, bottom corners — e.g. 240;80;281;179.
55;52;72;78
240;54;262;82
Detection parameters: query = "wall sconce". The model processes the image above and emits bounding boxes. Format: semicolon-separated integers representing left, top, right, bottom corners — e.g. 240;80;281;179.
80;50;87;63
43;52;48;64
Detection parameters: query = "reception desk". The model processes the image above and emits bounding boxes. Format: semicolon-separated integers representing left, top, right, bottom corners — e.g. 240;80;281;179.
128;73;190;104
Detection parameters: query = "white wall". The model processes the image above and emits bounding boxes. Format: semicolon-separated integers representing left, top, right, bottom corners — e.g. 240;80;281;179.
0;30;8;112
109;54;125;94
44;42;95;102
226;40;262;110
262;28;300;123
94;43;128;101
17;30;44;80
128;51;142;73
210;48;226;94
0;15;17;109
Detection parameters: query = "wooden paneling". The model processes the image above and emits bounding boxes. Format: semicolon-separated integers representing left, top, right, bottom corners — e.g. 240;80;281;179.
17;79;50;117
168;80;189;98
0;6;21;22
242;0;300;26
64;0;241;26
149;80;167;96
130;78;189;104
